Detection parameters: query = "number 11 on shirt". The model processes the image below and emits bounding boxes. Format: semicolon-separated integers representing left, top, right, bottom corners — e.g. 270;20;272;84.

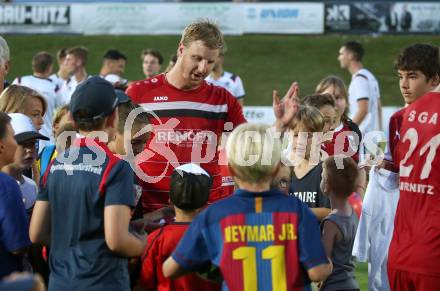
233;245;287;291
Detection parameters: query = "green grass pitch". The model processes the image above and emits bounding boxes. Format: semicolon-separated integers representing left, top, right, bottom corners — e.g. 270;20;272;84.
4;34;439;108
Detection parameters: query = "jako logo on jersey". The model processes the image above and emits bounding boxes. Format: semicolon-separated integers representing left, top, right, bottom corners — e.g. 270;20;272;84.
0;5;70;25
153;96;168;101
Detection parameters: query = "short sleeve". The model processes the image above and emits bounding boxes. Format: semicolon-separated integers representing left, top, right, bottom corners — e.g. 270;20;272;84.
226;92;246;127
139;229;161;289
0;180;31;252
298;202;329;270
351;76;370;101
171;213;210;271
234;76;245;99
104;160;135;207
126;83;140;104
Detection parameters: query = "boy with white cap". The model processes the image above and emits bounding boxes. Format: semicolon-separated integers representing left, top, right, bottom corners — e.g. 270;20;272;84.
2;113;49;216
137;163;220;290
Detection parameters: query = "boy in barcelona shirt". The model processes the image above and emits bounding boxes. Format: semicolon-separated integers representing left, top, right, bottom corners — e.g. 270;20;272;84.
162;123;332;291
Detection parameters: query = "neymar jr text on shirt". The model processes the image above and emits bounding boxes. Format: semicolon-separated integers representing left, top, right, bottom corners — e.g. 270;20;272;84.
224;223;297;243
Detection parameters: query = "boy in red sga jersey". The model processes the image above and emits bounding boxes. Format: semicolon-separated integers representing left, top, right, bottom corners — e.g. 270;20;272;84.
387;44;440;290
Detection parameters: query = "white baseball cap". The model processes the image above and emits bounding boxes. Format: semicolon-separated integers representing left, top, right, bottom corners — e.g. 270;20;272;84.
175;163;210;177
104;74;127;85
9;113;49;144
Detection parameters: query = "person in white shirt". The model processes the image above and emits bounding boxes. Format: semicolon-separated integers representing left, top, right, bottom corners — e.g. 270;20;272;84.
206;48;245;105
59;47;88;104
99;49;128;90
49;48;70;91
338;41;382;135
13;52;63;147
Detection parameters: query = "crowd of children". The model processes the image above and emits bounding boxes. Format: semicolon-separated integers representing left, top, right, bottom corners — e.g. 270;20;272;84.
0;21;439;291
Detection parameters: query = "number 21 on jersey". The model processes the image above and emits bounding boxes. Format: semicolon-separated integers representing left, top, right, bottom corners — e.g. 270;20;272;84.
400;128;440;180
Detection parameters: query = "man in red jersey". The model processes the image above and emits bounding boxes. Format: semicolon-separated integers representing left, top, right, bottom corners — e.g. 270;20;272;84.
388;44;440;290
127;20;298;213
126;20;244;213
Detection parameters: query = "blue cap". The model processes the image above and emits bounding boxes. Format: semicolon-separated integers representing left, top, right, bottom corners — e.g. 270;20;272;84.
69;76;118;122
115;89;130;104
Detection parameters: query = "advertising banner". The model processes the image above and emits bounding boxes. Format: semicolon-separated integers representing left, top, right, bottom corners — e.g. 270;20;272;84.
4;2;436;35
0;2;322;35
78;3;242;35
143;3;243;35
0;4;78;34
325;2;440;33
388;2;440;33
75;4;150;35
243;3;324;34
243;106;276;125
243;106;399;132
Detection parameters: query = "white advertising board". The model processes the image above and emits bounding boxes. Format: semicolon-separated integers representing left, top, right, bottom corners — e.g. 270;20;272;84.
243;106;401;138
243;3;324;34
0;2;323;35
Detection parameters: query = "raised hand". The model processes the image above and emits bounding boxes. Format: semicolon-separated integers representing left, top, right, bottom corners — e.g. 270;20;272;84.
273;81;300;130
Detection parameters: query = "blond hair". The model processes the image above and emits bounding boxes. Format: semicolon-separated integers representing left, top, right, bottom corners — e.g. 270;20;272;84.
181;20;224;50
0;36;9;67
292;106;325;133
53;104;69;126
0;85;47;115
227;123;281;184
315;75;349;121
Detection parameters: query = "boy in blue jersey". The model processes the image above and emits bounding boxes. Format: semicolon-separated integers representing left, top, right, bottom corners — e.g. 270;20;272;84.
30;77;147;291
0;112;31;279
163;123;332;290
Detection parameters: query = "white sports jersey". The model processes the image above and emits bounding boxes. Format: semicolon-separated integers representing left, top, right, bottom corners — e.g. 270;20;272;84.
206;71;245;99
49;73;67;92
13;75;64;146
59;75;80;105
348;68;381;135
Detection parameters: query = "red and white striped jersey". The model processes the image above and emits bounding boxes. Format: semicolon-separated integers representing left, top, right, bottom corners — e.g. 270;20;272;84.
126;74;246;212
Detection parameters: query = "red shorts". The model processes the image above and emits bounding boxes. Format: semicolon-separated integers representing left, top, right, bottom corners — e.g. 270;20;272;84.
388;267;440;291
